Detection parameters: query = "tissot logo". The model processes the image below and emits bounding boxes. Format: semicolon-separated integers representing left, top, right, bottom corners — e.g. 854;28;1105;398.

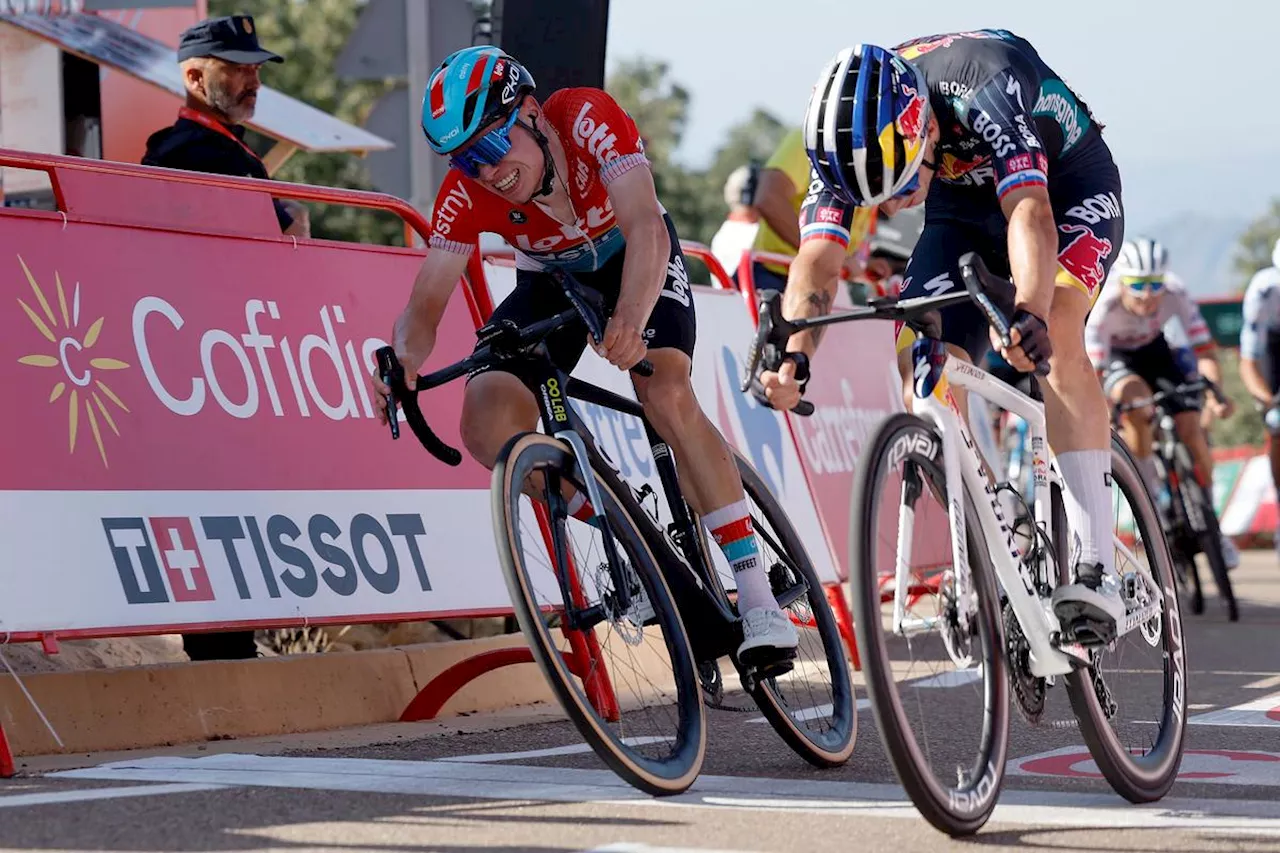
102;511;434;604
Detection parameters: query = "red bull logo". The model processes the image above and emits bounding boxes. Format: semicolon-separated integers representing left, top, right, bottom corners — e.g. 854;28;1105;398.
939;152;988;180
898;84;926;139
1057;223;1113;293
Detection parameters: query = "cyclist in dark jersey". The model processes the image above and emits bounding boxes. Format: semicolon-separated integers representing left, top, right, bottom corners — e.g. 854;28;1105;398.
371;46;798;660
757;31;1127;643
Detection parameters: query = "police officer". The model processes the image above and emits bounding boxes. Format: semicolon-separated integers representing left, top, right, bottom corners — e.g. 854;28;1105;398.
143;14;308;237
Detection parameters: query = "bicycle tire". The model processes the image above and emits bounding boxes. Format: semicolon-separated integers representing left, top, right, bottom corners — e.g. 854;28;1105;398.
735;451;858;767
850;413;1009;836
1189;479;1238;622
1062;432;1187;803
493;432;706;796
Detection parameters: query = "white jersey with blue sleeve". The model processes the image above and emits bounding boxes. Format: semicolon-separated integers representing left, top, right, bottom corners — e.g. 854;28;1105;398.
1240;266;1280;361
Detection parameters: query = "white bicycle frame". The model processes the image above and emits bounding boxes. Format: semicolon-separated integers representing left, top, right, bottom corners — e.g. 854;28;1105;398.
895;346;1163;678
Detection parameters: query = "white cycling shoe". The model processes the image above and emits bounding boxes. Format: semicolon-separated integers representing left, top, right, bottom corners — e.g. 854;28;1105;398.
1052;562;1125;646
737;606;799;664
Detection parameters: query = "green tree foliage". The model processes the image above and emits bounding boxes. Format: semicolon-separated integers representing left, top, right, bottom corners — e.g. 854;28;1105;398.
606;59;788;247
210;0;403;245
1232;198;1280;292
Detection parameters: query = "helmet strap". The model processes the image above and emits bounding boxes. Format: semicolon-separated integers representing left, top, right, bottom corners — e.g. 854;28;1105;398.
516;115;556;198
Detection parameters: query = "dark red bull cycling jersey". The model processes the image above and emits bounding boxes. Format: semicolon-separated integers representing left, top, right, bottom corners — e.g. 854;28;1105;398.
801;29;1110;238
426;88;650;273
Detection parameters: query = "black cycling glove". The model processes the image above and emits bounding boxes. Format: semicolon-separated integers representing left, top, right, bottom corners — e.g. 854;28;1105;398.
1008;308;1052;376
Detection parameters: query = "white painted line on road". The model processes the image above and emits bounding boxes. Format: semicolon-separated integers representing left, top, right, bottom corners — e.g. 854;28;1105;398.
585;844;756;853
745;699;871;725
1244;675;1280;690
904;666;984;688
1190;693;1280;727
441;736;673;764
1010;746;1280;786
46;753;1280;832
0;782;225;808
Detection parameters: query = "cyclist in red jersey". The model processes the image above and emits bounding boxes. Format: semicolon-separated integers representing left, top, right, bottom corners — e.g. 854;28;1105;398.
372;46;799;660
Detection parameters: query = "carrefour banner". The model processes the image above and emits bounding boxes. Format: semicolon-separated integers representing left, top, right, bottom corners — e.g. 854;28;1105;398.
0;209;843;639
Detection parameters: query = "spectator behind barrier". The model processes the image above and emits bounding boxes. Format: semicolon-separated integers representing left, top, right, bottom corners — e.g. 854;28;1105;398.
141;14;307;661
143;14;309;239
732;128;885;297
709;162;760;274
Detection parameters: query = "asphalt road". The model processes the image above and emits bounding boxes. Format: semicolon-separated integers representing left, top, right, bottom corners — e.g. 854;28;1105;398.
4;553;1280;853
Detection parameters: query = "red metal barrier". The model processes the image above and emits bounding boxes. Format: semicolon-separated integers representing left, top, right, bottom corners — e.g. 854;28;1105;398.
0;722;14;778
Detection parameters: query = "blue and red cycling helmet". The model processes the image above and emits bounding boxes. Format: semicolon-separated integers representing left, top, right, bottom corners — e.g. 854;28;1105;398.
804;44;932;206
420;45;536;157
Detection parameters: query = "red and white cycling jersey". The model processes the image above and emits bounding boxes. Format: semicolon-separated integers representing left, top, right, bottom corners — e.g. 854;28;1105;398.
426;88;651;273
1085;270;1213;368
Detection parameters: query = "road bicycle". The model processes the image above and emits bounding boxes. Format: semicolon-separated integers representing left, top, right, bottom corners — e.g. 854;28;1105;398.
745;252;1186;835
1115;377;1238;621
377;270;856;796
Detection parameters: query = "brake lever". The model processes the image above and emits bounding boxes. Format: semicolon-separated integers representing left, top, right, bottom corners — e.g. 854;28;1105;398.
741;290;794;393
374;345;462;467
376;346;402;440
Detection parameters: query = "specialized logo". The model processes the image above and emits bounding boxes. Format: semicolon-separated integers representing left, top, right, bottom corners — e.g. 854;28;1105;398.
16;256;130;468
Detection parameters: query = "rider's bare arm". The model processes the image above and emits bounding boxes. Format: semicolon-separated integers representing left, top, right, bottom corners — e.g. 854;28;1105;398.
1000;185;1058;321
754;168;802;251
782;236;845;355
607;165;668;342
1240;357;1274;407
405;248;471;334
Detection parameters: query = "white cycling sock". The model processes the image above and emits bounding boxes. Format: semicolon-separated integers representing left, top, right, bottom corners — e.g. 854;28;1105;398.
702;499;776;614
1137;454;1161;502
1056;450;1115;578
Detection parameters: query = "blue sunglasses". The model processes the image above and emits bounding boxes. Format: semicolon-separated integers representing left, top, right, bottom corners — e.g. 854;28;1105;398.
1121;275;1165;294
449;109;521;179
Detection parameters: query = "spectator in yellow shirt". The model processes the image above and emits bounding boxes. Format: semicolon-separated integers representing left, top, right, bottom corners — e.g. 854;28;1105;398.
733;128;882;294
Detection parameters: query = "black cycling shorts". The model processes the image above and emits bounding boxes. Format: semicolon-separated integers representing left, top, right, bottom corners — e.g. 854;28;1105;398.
896;160;1125;362
469;214;697;384
1102;334;1200;415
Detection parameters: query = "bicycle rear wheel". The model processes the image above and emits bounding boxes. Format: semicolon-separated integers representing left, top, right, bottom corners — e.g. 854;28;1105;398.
850;413;1008;836
494;432;705;795
1061;433;1187;803
734;452;857;767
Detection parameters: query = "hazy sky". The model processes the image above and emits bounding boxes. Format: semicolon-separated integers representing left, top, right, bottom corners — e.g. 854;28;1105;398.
606;0;1280;232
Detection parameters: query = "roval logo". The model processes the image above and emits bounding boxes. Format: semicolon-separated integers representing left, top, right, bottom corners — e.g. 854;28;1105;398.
572;101;620;166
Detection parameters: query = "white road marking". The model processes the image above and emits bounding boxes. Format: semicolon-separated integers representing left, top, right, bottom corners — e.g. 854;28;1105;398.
745;699;871;724
1190;693;1280;728
0;782;224;808
441;736;673;763
48;753;1280;832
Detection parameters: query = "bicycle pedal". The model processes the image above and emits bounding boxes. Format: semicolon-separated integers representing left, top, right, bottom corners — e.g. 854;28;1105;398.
738;645;797;674
1057;613;1116;648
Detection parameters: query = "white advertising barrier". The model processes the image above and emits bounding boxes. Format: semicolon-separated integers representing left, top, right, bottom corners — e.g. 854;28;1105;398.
484;260;842;591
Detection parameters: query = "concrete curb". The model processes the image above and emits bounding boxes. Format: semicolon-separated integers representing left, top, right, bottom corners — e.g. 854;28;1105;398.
0;634;555;757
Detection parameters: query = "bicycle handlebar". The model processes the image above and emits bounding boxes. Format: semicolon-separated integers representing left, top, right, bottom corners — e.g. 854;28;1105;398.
378;272;653;464
1113;376;1225;419
741;253;1017;413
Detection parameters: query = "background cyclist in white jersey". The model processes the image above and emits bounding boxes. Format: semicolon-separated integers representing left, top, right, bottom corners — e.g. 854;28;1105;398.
1239;237;1280;559
1086;236;1238;567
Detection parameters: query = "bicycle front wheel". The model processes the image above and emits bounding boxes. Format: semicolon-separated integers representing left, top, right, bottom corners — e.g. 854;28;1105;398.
850;413;1009;836
494;432;706;796
1062;432;1187;803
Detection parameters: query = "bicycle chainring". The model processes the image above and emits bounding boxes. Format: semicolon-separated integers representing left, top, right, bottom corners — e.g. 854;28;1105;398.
1004;600;1046;724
